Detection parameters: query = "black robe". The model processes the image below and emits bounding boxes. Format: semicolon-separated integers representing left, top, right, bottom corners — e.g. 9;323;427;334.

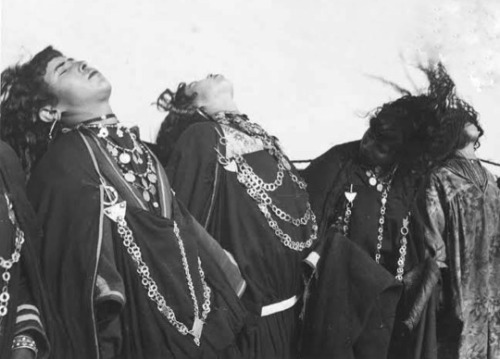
166;120;315;359
27;130;247;359
0;141;50;358
301;141;438;359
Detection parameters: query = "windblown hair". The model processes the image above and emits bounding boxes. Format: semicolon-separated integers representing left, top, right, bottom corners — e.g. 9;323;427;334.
369;62;483;175
1;46;62;175
155;83;207;165
419;63;483;154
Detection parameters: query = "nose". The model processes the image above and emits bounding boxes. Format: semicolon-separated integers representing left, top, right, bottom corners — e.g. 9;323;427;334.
78;61;88;73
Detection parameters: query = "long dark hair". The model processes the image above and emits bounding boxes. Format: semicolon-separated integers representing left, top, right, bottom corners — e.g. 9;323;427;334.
368;62;483;175
0;46;62;176
155;83;207;165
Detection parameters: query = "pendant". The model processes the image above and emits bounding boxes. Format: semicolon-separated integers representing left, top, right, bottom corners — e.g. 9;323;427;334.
119;153;131;164
344;184;357;204
153;202;159;208
376;183;383;192
143;190;151;202
369;177;377;186
104;201;127;222
149;185;157;195
124;172;136;183
191;317;204;346
148;173;158;183
224;160;238;173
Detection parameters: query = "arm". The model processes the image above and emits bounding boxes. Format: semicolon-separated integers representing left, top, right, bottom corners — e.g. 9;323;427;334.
178;201;246;297
423;174;447;268
165;122;221;225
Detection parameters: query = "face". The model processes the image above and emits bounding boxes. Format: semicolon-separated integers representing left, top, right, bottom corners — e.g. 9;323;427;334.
359;124;404;167
43;56;112;112
184;74;233;107
463;121;481;144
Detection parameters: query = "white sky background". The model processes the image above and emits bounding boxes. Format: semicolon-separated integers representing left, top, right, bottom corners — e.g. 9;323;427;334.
1;0;499;175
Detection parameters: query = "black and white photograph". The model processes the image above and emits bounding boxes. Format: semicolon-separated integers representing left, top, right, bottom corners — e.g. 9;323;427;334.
1;0;499;358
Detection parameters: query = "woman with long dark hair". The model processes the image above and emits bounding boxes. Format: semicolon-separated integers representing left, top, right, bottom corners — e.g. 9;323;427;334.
422;68;500;359
300;63;467;359
1;47;247;359
156;75;318;359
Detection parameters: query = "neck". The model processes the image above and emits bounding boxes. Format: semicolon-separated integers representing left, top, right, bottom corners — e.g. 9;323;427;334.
201;98;240;116
456;142;477;159
61;102;115;127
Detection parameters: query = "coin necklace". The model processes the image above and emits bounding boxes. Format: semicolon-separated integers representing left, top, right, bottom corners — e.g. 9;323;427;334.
0;193;25;317
86;124;160;208
341;170;409;281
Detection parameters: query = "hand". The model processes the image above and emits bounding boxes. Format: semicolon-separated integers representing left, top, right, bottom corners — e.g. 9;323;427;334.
11;348;36;359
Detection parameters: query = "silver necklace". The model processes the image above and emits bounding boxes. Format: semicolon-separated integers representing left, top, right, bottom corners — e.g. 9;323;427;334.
213;113;318;251
342;175;409;281
0;193;25;317
86;124;160;207
104;190;211;346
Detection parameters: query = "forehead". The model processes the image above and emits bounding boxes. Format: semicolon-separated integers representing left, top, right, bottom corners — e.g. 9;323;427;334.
45;56;68;73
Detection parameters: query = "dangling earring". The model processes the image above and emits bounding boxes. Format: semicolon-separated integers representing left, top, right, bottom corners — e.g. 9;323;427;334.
49;110;61;141
48;119;58;141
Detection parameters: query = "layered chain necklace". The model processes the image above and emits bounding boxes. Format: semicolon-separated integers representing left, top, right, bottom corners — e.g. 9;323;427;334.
86;123;160;208
341;166;409;281
114;212;211;346
92;125;212;346
213;113;318;252
0;193;25;317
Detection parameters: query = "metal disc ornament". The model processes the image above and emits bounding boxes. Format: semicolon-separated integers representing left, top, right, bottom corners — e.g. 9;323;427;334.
369;177;377;186
124;172;136;183
143;190;151;202
147;173;158;183
119;153;131;164
376;183;384;192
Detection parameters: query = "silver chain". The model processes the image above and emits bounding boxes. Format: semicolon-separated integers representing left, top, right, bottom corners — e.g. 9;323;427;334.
340;182;409;281
213;113;317;251
233;155;318;251
115;217;211;346
0;194;25;317
375;185;391;263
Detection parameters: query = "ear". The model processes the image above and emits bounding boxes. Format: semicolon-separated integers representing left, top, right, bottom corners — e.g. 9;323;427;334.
38;106;61;123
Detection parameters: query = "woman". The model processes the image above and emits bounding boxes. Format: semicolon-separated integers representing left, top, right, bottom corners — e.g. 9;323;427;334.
423;84;500;358
300;64;464;359
1;46;247;359
0;141;50;359
156;75;318;359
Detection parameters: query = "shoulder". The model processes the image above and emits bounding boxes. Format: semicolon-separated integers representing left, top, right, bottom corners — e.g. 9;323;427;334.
30;131;97;190
175;121;221;150
303;140;359;178
0;141;25;183
184;121;220;137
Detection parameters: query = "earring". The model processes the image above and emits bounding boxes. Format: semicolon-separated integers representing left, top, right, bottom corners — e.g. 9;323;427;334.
48;118;60;141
